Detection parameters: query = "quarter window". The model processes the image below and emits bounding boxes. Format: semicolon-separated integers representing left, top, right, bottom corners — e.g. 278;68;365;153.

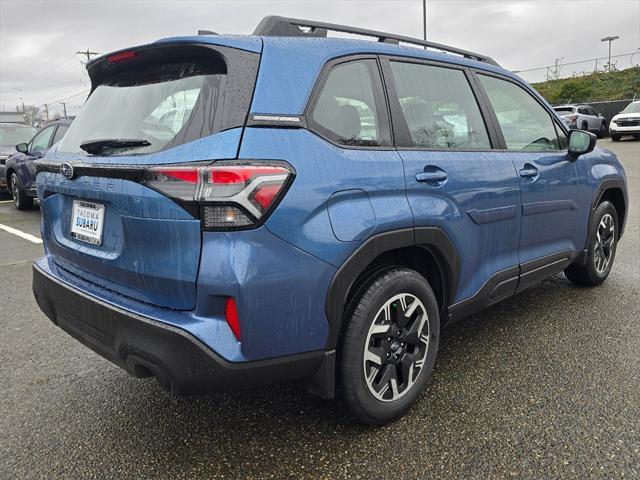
389;61;491;149
479;75;562;151
311;60;390;147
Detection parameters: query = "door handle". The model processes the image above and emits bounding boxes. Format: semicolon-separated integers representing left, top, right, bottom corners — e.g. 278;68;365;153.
519;165;539;178
416;171;448;182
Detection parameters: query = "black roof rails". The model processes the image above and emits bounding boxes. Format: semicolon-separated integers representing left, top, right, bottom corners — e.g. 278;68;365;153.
253;16;499;66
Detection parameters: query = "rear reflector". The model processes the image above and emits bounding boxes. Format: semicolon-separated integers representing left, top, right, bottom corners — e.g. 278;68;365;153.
225;297;241;341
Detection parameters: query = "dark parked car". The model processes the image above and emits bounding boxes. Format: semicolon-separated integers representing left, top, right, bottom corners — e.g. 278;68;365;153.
5;118;73;209
0;122;37;190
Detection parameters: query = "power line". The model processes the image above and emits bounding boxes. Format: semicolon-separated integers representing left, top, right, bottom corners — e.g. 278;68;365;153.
42;89;90;107
514;51;637;73
19;55;79;88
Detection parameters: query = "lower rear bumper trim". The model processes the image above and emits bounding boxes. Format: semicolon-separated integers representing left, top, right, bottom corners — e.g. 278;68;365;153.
32;263;325;394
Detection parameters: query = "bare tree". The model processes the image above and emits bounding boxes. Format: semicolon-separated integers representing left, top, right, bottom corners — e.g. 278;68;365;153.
22;105;41;126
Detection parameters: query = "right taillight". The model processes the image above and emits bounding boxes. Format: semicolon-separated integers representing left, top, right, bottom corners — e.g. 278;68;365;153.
142;161;294;230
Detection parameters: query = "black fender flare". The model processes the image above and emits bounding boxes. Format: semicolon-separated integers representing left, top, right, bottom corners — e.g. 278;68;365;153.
590;177;628;241
324;227;460;349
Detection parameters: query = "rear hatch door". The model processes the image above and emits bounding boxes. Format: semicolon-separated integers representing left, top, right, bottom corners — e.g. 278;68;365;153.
37;39;261;309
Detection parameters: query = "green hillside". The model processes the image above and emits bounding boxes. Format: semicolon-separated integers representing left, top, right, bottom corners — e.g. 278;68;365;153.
531;67;640;105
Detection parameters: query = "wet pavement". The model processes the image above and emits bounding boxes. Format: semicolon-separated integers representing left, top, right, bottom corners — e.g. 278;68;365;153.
1;139;638;479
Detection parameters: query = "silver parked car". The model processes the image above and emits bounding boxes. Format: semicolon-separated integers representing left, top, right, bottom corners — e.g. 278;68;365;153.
553;104;607;137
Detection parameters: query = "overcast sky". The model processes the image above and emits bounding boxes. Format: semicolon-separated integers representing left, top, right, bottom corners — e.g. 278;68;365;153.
1;0;638;117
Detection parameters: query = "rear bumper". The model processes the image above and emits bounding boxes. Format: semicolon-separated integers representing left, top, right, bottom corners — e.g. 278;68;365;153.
32;262;326;394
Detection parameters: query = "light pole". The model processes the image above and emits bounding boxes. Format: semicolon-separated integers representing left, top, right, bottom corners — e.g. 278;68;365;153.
601;35;619;72
422;0;427;42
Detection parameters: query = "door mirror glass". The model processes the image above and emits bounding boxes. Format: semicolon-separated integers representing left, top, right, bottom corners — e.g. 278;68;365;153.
568;130;596;158
15;142;28;154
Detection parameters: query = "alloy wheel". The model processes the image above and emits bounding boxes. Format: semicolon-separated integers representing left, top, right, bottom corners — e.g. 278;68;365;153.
362;293;430;402
594;213;615;274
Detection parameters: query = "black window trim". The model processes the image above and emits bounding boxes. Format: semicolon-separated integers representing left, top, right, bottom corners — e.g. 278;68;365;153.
472;68;571;154
378;54;502;152
303;54;395;151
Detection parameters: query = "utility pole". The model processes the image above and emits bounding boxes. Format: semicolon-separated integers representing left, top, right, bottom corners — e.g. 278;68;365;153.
601;35;619;72
75;48;99;62
60;102;67;117
553;57;562;79
44;104;49;122
422;0;427;43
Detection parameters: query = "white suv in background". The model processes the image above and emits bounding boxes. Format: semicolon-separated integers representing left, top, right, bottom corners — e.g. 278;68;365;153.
609;101;640;141
553;104;607;137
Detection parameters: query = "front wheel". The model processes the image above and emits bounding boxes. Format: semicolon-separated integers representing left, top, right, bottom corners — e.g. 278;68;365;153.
339;268;439;425
597;121;606;138
611;134;621;142
564;201;618;286
11;173;33;210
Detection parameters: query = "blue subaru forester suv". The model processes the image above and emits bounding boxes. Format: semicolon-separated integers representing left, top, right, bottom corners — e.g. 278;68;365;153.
33;17;628;424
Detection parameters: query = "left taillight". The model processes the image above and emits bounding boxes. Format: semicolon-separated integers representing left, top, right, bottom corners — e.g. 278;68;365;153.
142;162;294;230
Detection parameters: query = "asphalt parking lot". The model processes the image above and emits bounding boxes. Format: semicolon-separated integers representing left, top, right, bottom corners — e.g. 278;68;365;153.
1;139;638;479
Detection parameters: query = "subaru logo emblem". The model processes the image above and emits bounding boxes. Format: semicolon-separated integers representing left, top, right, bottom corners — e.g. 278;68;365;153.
60;163;74;179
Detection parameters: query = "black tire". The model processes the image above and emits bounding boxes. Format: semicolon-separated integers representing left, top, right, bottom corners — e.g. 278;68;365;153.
581;121;589;131
564;201;618;286
633;134;640;140
611;134;621;142
10;173;33;210
596;121;606;138
339;267;439;425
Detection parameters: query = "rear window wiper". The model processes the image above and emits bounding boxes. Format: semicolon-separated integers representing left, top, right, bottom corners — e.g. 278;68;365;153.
80;138;151;155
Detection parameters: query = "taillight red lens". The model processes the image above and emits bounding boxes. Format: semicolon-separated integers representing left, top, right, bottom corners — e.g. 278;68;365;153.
225;297;241;341
142;162;294;229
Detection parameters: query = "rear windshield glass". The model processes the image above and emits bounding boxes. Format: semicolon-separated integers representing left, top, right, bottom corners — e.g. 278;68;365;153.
553;107;574;114
0;124;36;146
57;42;264;157
59;60;226;155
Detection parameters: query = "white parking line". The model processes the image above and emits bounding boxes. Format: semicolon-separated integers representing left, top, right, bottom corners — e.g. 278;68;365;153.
0;223;43;244
0;200;15;204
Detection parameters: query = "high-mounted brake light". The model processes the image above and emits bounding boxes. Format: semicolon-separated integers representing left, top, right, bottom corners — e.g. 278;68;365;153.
107;51;137;63
142;162;294;230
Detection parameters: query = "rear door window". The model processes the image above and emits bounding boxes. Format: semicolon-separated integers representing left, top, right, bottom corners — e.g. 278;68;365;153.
310;59;391;147
478;75;562;151
389;61;491;149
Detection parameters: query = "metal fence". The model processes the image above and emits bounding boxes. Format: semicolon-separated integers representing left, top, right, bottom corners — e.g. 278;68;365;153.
583;99;636;123
515;51;640;83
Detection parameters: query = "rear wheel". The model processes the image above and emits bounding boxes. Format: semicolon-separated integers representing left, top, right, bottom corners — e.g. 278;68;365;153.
10;173;33;210
564;201;618;286
339;268;439;425
597;121;606;138
581;121;589;131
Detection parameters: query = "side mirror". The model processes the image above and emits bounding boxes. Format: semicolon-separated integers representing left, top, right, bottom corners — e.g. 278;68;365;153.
15;143;28;154
567;130;596;159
